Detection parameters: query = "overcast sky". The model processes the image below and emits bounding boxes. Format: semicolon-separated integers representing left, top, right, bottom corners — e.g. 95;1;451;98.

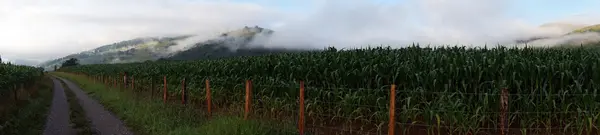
1;0;599;64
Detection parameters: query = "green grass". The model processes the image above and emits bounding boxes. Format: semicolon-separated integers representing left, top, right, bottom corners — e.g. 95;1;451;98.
198;116;298;135
52;72;297;135
59;79;96;135
0;76;54;135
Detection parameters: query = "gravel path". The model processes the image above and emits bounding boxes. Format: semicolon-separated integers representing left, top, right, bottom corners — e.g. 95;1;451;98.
56;77;134;135
42;77;73;135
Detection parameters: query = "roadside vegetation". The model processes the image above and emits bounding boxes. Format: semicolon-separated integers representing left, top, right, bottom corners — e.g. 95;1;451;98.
0;76;54;135
53;72;297;135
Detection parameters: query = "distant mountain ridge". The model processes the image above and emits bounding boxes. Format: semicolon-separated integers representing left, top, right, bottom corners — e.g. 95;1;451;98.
570;24;600;34
515;23;600;45
38;36;190;70
38;26;295;70
167;26;305;60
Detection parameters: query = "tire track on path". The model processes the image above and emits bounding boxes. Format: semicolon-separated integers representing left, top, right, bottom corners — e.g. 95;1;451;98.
56;76;134;135
42;77;73;135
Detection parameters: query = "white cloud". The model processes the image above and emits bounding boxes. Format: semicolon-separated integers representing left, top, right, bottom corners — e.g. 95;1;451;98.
261;0;600;49
0;0;282;62
1;0;600;64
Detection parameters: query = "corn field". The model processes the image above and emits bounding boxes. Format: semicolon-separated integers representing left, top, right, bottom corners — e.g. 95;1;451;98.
61;46;600;134
0;63;43;97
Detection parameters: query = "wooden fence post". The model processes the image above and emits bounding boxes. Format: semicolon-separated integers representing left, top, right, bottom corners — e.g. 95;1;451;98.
299;81;305;135
389;84;396;135
500;88;509;135
244;80;252;120
181;78;187;105
163;76;167;104
206;79;212;118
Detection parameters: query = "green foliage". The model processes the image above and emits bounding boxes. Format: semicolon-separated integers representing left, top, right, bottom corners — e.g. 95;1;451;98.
0;63;43;96
61;46;600;133
166;43;306;61
60;58;80;68
198;116;296;135
0;76;53;135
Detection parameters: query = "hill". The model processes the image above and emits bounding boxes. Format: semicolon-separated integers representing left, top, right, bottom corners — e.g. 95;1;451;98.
38;36;190;70
39;26;309;70
569;24;600;34
515;24;600;45
167;26;307;60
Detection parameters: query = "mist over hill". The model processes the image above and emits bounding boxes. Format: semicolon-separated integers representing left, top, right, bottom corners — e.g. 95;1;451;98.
39;23;600;70
514;23;600;46
38;36;190;70
37;26;293;70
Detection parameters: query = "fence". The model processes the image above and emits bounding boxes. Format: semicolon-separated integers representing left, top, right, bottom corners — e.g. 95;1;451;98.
0;76;43;131
80;73;600;135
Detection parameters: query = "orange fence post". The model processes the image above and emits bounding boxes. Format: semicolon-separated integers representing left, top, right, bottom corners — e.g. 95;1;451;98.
500;88;509;135
181;78;186;105
244;80;252;120
389;84;396;135
299;81;305;135
206;79;212;118
163;76;167;104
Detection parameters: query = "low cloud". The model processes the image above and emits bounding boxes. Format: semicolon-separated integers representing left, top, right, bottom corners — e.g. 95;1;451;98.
258;0;600;49
1;0;600;64
526;32;600;47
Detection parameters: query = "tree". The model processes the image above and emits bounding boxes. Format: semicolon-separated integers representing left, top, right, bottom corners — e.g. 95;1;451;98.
0;54;2;63
61;58;80;68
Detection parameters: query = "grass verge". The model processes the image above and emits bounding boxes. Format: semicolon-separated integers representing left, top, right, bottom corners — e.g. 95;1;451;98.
59;79;96;135
52;72;298;135
0;75;54;135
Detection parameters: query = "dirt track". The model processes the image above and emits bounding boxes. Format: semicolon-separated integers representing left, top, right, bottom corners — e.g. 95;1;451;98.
56;77;134;135
42;77;73;135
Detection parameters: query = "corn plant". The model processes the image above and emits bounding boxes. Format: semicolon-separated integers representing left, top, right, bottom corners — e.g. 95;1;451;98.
61;45;600;134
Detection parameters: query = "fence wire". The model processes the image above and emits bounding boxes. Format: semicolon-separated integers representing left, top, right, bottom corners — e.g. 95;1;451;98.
89;75;600;135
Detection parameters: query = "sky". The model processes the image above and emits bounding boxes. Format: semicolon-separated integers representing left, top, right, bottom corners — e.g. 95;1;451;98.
0;0;599;65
